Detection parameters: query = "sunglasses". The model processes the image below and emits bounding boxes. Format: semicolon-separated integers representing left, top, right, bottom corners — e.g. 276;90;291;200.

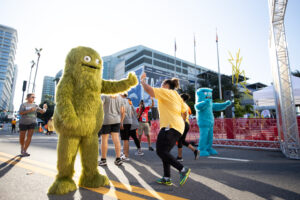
31;96;36;98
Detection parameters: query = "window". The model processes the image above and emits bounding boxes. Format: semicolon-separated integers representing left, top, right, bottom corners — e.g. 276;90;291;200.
153;60;174;71
154;53;177;65
125;57;152;72
125;50;152;65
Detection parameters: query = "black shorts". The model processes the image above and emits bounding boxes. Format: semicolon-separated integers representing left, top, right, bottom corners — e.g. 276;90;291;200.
120;124;131;140
19;123;36;131
99;123;120;135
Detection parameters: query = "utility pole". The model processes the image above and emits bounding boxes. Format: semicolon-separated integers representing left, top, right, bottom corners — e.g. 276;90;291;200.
27;60;35;94
32;48;42;93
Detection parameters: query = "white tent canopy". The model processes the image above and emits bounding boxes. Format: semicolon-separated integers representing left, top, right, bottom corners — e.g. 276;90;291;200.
253;76;300;107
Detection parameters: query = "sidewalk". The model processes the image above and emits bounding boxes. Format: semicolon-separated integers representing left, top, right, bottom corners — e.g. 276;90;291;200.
0;123;56;137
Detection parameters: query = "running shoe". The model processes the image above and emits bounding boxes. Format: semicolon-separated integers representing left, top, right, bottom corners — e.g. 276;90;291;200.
114;158;123;166
21;151;30;157
179;168;191;186
122;156;130;161
98;159;107;166
135;149;144;156
177;157;183;162
149;147;154;151
194;150;200;160
156;177;173;186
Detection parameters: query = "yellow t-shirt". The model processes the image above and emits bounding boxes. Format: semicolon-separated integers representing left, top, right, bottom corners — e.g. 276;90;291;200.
153;88;186;134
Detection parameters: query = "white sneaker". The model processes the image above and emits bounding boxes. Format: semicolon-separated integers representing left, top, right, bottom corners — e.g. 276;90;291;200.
120;153;125;160
121;156;130;161
135;150;144;156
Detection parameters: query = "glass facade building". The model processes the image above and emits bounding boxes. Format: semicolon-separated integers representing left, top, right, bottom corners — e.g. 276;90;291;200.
41;76;55;103
103;45;211;107
0;25;18;111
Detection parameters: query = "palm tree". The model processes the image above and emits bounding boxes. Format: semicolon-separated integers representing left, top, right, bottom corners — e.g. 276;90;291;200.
292;70;300;78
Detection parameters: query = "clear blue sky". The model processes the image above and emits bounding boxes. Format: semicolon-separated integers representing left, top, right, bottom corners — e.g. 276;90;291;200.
0;0;299;109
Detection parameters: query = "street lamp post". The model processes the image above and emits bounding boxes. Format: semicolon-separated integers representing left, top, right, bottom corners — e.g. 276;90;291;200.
32;48;42;93
27;60;35;94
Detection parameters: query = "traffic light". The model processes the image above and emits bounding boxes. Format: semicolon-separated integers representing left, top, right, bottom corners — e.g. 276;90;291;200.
22;81;27;92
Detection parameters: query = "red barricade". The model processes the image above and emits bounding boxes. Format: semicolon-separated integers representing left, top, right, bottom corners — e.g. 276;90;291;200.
138;117;300;149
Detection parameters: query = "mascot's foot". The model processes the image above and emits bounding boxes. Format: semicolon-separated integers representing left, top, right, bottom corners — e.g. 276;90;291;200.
78;171;109;188
208;148;218;155
199;150;210;156
48;177;77;195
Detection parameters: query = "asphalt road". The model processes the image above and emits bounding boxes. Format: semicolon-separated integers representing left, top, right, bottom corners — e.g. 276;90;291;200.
0;127;300;200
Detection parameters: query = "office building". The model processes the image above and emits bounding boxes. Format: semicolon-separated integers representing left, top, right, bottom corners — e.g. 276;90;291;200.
102;45;211;107
41;76;55;103
9;64;18;111
0;24;18;111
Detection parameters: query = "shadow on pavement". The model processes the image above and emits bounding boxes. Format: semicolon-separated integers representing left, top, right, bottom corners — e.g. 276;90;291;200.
0;155;22;178
47;190;76;200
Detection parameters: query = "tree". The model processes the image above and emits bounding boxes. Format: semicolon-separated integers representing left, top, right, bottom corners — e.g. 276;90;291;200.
198;73;237;117
292;70;300;78
178;84;196;115
37;95;55;124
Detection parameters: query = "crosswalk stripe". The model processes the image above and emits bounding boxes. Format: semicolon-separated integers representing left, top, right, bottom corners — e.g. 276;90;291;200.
0;152;188;200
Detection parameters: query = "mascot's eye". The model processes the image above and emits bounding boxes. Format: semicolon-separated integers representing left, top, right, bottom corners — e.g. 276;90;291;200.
95;59;100;64
84;56;91;62
204;92;207;95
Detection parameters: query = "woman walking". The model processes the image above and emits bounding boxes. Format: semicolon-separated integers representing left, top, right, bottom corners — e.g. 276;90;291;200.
19;93;47;156
128;98;144;156
46;117;55;135
177;93;199;161
140;73;191;186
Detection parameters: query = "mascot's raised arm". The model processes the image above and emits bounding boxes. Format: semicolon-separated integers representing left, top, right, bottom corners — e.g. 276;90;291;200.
48;46;137;195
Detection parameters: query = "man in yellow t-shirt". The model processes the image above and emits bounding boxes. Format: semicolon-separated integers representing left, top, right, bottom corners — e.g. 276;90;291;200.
140;72;191;186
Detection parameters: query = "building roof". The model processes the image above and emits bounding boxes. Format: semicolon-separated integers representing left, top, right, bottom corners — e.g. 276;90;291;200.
246;82;268;90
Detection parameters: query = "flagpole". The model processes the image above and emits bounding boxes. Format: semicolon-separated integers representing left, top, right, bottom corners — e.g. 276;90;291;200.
174;38;177;78
194;34;197;90
216;29;223;118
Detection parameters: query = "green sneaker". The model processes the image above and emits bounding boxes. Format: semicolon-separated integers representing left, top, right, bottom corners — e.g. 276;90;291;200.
179;168;191;186
156;177;173;186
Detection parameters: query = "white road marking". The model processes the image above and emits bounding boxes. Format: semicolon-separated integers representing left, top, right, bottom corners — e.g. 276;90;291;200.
190;172;264;200
209;156;251;162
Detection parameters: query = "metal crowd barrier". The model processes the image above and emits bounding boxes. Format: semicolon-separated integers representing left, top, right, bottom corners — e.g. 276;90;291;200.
138;117;300;150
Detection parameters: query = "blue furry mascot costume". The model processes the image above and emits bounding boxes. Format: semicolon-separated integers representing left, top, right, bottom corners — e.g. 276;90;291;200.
48;46;138;195
195;88;231;156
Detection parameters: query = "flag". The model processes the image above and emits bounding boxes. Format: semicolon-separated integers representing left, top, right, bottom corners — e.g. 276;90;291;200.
216;32;218;43
174;39;177;52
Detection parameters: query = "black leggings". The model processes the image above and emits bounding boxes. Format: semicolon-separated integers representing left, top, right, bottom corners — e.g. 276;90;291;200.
156;128;183;177
178;122;190;148
129;129;141;149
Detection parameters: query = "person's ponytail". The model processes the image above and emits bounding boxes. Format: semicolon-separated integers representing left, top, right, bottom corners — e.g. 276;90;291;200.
162;78;180;90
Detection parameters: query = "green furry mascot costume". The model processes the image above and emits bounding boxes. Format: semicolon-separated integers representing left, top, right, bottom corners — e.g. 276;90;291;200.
48;46;138;195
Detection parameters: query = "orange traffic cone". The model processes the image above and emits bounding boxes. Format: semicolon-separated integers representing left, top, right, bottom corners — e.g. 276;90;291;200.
39;123;43;133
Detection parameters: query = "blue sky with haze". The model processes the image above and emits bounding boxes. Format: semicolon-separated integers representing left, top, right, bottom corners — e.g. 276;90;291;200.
0;0;299;108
